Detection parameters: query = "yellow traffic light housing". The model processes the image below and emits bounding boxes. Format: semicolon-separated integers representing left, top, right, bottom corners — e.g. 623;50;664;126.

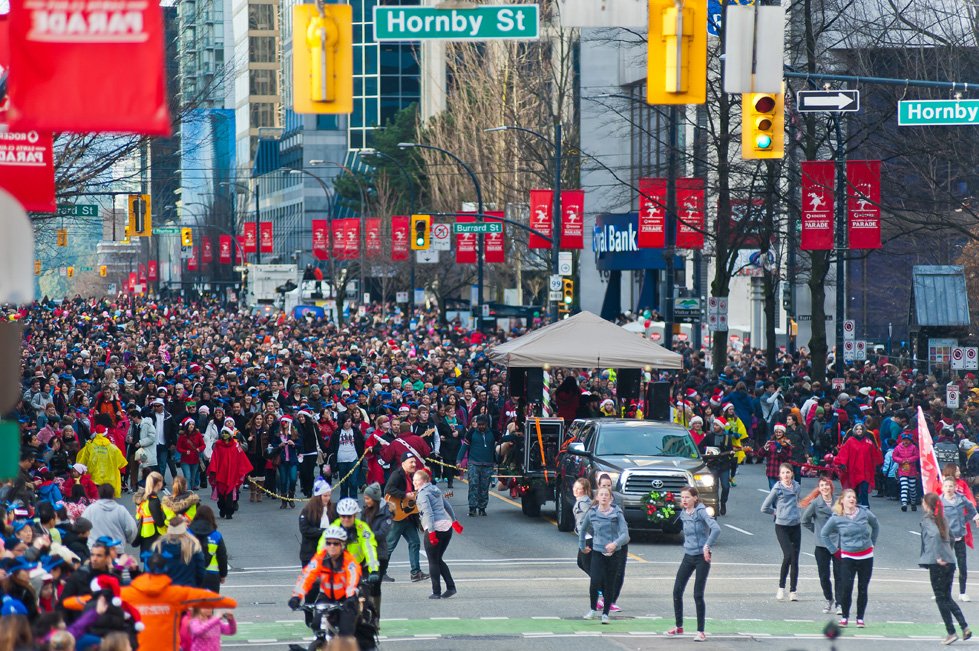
56;229;67;247
66;266;75;279
127;194;152;236
560;278;575;317
742;91;785;159
647;0;707;105
293;4;353;114
181;227;194;247
410;214;431;250
34;260;41;276
99;265;108;277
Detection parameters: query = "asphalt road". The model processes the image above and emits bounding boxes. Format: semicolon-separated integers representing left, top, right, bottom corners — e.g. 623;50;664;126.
198;464;967;650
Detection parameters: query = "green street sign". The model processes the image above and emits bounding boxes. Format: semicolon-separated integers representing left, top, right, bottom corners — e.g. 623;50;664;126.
453;222;503;234
373;4;539;41
57;204;98;217
898;100;979;126
155;227;181;234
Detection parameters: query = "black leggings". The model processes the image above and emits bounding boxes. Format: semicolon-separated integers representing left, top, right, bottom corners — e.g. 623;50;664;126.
424;529;455;596
930;563;969;635
611;543;628;604
775;524;801;591
673;553;711;632
839;557;873;620
955;539;969;595
588;550;625;616
814;546;841;603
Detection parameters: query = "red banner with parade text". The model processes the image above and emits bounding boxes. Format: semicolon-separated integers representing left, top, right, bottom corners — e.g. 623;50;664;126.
847;160;882;250
800;161;835;251
138;264;147;284
187;247;198;271
333;218;359;260
201;237;213;264
365;218;382;258
7;0;171;135
0;130;56;212
638;178;666;248
218;235;232;264
528;189;552;249
242;223;257;254
391;216;409;261
127;272;137;293
456;215;477;264
485;212;505;263
311;219;329;261
560;190;584;250
675;178;705;249
147;260;158;282
259;222;273;253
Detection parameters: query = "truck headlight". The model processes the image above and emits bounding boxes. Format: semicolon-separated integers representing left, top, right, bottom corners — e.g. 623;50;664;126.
693;473;715;488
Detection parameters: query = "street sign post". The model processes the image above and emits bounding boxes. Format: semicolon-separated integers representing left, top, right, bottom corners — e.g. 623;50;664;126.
374;5;539;41
899;100;979;126
558;251;573;276
431;222;451;251
57;204;99;217
797;90;860;112
416;249;439;264
843;319;855;341
452;221;503;235
948;384;960;409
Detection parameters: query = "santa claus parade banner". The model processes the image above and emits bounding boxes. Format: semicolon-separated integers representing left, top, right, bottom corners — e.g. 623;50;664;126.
365;218;382;257
0;130;56;212
201;236;213;264
560;190;584;250
484;212;506;263
187;246;198;271
311;219;329;261
218;235;232;264
7;0;171;134
638;178;667;248
138;264;147;284
147;260;158;282
332;218;359;260
259;222;273;254
391;215;409;261
242;223;257;254
800;161;835;251
528;189;552;249
846;160;882;250
675;178;705;250
455;215;477;264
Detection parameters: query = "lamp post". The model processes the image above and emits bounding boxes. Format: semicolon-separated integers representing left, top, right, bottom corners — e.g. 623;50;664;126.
486;124;562;322
309;160;371;299
361;147;417;310
287;168;337;297
398;142;485;328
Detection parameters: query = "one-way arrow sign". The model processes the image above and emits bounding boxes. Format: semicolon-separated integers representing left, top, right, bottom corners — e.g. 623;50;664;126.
797;90;860;113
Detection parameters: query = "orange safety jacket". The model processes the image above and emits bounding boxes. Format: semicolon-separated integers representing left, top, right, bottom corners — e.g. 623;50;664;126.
293;548;362;601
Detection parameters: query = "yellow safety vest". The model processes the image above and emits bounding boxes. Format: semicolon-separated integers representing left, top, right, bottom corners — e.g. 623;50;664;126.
162;501;197;525
137;500;166;539
206;536;220;572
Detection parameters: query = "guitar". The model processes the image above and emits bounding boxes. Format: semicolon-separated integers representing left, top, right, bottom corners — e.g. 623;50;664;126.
385;493;420;521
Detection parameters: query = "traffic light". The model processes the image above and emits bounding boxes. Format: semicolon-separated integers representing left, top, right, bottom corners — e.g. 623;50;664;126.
56;229;67;247
410;214;431;250
560;278;575;317
33;260;41;276
127;194;152;236
742;91;785;159
181;227;194;247
99;265;108;277
292;4;353;114
66;266;74;279
647;0;707;105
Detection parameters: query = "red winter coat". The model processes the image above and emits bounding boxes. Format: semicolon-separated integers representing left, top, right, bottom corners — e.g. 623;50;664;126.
176;431;205;465
835;436;884;489
208;439;253;496
890;441;920;478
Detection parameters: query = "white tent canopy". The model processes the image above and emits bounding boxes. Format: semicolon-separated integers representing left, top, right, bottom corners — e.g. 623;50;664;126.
488;311;684;369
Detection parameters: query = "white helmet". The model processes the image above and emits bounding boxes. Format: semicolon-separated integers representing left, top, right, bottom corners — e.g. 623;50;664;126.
322;525;348;542
336;498;361;516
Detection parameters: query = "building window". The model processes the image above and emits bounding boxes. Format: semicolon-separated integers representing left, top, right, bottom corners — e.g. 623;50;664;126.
249;69;277;96
249;4;275;30
250;102;277;128
249;36;276;63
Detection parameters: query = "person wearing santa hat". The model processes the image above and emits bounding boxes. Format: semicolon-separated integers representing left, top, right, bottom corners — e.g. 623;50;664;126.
76;424;128;498
70;574;144;649
177;418;206;491
699;418;735;516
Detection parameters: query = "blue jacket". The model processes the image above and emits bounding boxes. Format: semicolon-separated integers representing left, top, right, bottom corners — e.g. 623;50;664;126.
802;496;838;549
761;480;802;526
820;506;880;555
416;482;456;532
578;504;629;553
680;502;720;556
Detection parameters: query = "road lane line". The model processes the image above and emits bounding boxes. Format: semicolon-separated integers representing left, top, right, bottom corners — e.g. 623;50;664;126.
909;530;921;536
723;523;754;536
757;489;770;494
802;552;815;558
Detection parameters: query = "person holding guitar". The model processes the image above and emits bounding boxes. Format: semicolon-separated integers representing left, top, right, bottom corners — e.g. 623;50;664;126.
383;453;428;583
699;417;737;516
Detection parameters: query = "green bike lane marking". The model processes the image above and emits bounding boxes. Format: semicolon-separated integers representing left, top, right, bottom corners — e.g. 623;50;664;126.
232;617;947;641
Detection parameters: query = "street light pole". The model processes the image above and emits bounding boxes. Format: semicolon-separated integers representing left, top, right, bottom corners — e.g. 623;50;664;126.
398;142;485;327
309;160;371;299
287;168;337;299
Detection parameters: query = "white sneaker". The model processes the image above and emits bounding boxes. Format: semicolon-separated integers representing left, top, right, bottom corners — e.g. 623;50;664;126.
601;614;610;625
584;610;598;620
822;600;834;613
836;604;843;615
776;588;785;601
789;592;799;602
961;593;972;602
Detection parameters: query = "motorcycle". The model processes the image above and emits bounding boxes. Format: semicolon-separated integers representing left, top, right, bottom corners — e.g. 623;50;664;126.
289;592;379;651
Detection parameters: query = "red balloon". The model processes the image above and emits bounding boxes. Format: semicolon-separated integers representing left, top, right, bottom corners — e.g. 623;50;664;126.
644;319;652;328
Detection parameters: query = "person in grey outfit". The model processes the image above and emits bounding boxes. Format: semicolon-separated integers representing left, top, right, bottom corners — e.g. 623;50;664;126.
578;486;629;624
761;463;803;600
667;486;720;642
414;469;460;600
920;492;971;645
941;477;979;601
802;475;841;614
820;488;880;627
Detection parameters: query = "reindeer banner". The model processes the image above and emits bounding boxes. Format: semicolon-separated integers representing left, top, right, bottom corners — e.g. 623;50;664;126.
800;161;835;251
528;189;552;249
846;160;882;250
675;178;705;250
638;178;666;248
560;190;584;249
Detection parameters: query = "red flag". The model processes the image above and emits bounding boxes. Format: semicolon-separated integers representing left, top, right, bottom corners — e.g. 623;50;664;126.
138;264;147;284
201;237;213;264
187;247;198;271
242;223;257;254
847;160;882;250
365;218;382;257
218;235;232;264
484;211;505;263
0;130;56;212
918;406;943;496
456;215;477;264
800;161;835;250
147;260;158;282
675;178;705;250
560;190;584;250
638;178;666;248
259;222;273;253
343;218;360;259
528;189;552;249
7;0;171;135
311;219;329;261
391;215;409;261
